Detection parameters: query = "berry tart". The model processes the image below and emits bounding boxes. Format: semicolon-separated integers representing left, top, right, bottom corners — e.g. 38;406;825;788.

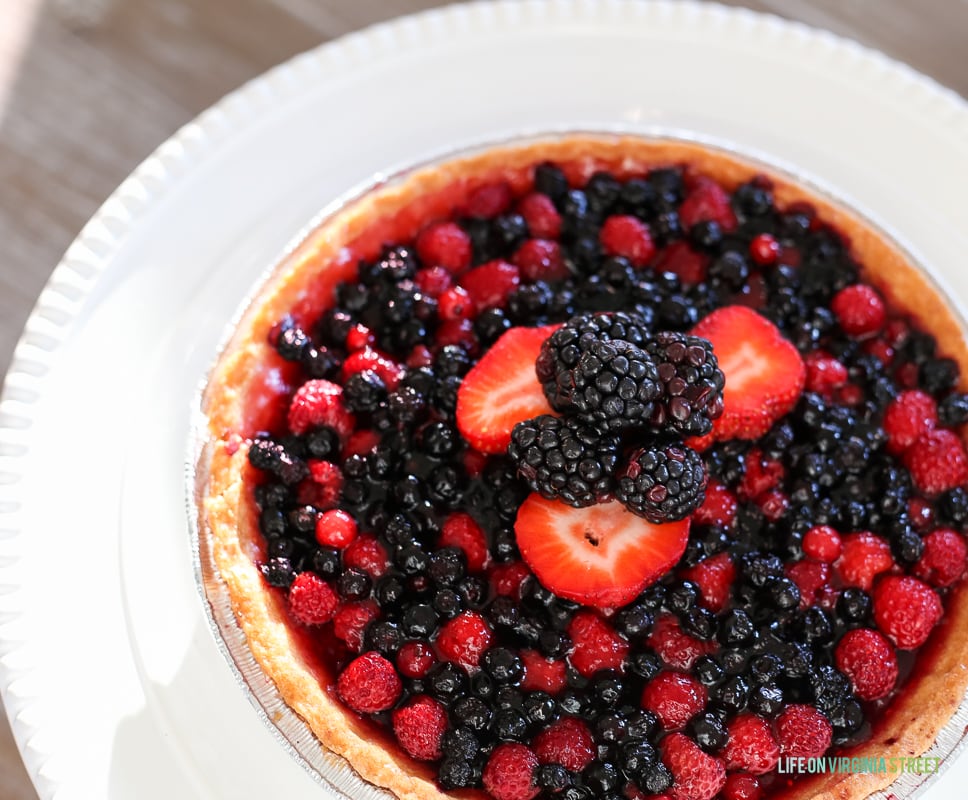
195;135;968;800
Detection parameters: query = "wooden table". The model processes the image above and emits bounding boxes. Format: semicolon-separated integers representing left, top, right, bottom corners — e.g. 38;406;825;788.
0;1;963;797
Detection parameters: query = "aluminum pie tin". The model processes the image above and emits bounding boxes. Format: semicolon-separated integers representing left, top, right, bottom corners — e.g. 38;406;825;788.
187;129;968;800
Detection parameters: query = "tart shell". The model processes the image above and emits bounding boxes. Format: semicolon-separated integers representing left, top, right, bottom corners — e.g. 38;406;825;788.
196;134;968;800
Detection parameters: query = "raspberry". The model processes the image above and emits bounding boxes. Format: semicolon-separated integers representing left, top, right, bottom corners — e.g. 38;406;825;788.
758;489;789;522
836;531;894;591
873;575;943;649
693;480;737;527
298;460;343;510
640;672;708;730
413;265;452;297
342;534;389;577
439;512;490;573
737;448;784;501
830;283;886;338
533;717;596;771
342;429;380;459
648;614;715;670
679;177;737;232
567;610;630;677
517;192;562;239
721;713;780;775
681;552;735;613
722;772;763;800
466;182;513;218
834;628;899;701
336;651;402;713
287;571;339;626
346;323;375;352
460;260;521;312
909;496;936;532
804;351;849;394
660;732;726;800
883;390;938;455
391;695;448;761
599;214;656;267
396;641;437;678
785;560;830;608
774;704;832;759
520;649;567;694
436;610;494;670
342;347;405;390
482;743;540;800
491;561;531;599
287;379;355;439
416;221;472;274
436;318;477;351
749;233;780;266
653;241;708;285
914;528;968;587
904;429;968;497
511;238;569;282
438;286;475;321
314;508;357;549
802;525;843;563
332;600;380;652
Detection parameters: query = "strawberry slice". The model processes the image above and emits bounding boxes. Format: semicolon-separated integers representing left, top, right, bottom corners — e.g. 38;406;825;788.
691;306;805;441
456;324;560;454
515;494;689;608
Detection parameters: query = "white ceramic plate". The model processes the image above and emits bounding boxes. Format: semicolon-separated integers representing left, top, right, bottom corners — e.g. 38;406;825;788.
2;1;968;798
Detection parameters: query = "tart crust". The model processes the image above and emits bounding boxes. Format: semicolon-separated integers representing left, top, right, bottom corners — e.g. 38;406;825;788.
196;134;968;800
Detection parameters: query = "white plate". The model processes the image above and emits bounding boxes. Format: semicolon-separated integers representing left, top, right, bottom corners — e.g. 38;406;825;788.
2;1;968;798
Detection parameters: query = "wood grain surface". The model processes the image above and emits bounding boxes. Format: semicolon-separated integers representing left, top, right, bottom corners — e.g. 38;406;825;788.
0;1;964;797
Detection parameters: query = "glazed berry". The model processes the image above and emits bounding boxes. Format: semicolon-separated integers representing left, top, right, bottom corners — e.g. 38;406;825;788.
567;611;630;678
437;610;494;670
939;392;968;426
914;528;968;588
461;260;522;313
508;415;620;507
512;238;569;282
802;525;842;563
836;531;893;591
774;704;832;759
830;283;886;338
520;650;568;694
616;442;707;523
873;575;943;649
722;773;763;800
397;641;437;679
640;672;707;730
692;481;737;528
392;695;447;761
314;508;357;549
643;332;724;436
749;233;780;266
721;714;779;775
332;600;379;651
679;177;737;232
599;214;655;267
287;379;355;440
904;428;968;497
287;571;339;626
483;743;540;800
659;732;726;800
336;651;402;714
883;389;938;455
533;717;596;771
416;221;472;274
834;628;898;701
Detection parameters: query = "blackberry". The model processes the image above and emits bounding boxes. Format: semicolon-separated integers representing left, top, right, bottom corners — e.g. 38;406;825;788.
508;415;620;507
616;443;708;523
644;332;724;436
535;311;652;409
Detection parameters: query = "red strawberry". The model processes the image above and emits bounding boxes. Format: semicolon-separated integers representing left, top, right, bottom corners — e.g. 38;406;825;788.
456;325;559;454
774;704;832;759
336;651;402;713
653;241;708;285
342;534;389;577
512;238;570;282
439;512;490;573
834;627;898;701
483;743;539;800
315;508;357;549
533;717;596;771
681;552;735;612
661;732;726;800
648;614;716;671
517;192;562;239
691;306;805;441
396;642;437;679
567;610;629;677
721;714;780;775
415;221;472;274
287;379;355;439
914;528;968;588
722;773;763;800
460;259;521;312
332;600;380;652
640;672;707;730
836;531;893;591
884;390;938;455
520;649;567;694
465;182;513;218
287;571;339;626
904;428;968;497
436;610;494;670
831;283;886;338
515;494;690;608
802;525;842;563
392;695;448;761
693;480;737;527
873;575;943;649
599;214;656;267
679;177;737;232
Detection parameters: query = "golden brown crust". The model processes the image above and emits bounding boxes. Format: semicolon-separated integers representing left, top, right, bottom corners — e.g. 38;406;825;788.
196;134;968;800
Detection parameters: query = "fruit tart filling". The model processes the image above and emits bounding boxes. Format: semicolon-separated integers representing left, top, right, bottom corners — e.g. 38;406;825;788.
241;160;968;800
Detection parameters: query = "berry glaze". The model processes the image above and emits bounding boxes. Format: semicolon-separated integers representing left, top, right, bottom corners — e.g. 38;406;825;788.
203;138;968;800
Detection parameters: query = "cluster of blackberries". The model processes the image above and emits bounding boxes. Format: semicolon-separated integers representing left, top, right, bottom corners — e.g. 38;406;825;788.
508;311;724;523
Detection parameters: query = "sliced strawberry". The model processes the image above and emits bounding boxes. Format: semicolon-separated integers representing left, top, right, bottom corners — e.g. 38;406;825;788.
456;325;560;454
514;494;689;608
691;306;805;441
